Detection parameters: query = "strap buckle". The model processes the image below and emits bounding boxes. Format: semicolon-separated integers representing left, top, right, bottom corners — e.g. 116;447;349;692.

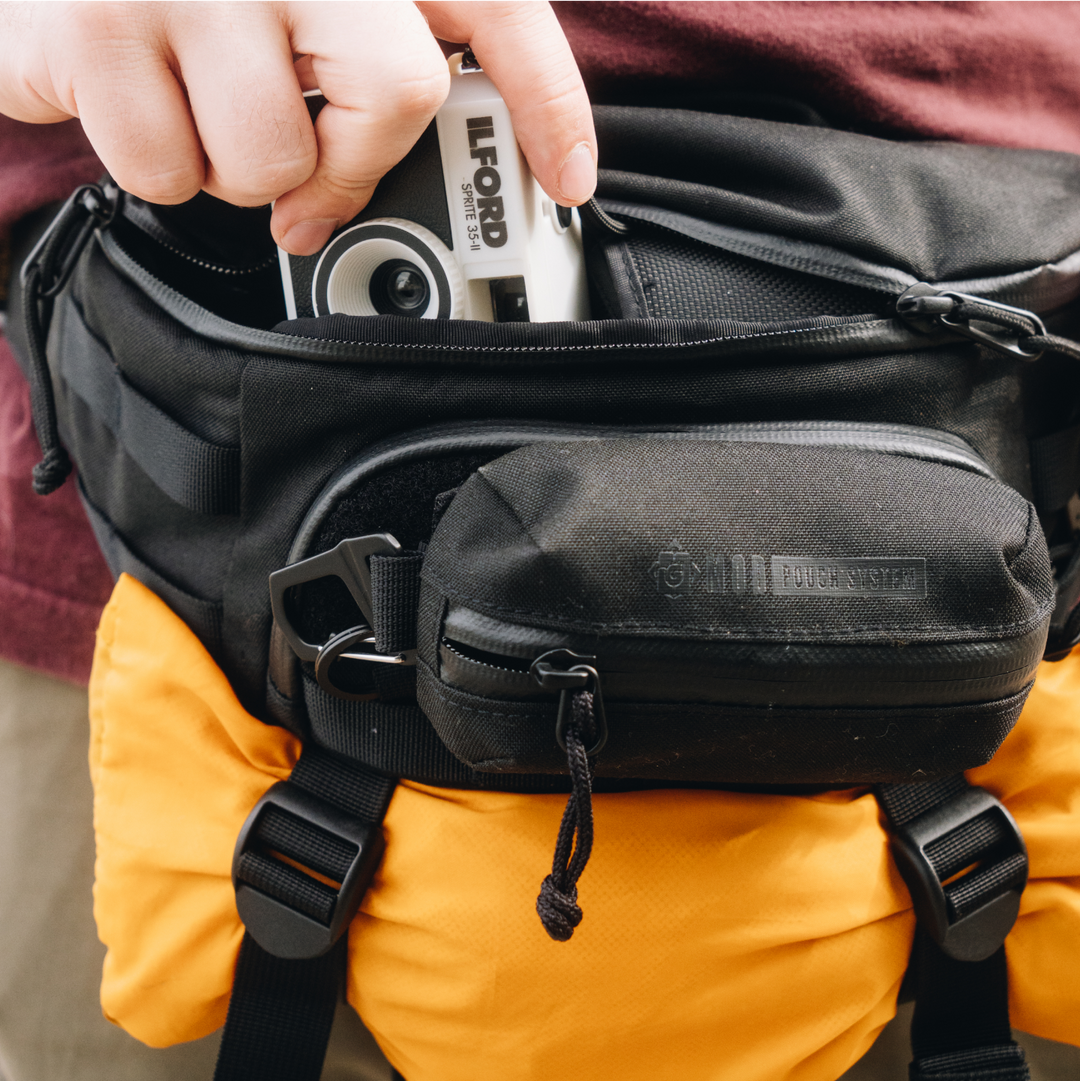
888;785;1028;962
232;780;385;959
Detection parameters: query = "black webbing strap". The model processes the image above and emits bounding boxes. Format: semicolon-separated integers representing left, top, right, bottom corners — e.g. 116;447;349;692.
54;296;241;515
875;777;1030;1081
369;552;422;653
216;745;395;1081
213;935;345;1081
877;776;969;825
909;934;1030;1080
367;552;423;701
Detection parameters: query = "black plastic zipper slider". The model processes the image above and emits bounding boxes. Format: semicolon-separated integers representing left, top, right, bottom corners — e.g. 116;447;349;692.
896;282;1045;361
530;648;608;756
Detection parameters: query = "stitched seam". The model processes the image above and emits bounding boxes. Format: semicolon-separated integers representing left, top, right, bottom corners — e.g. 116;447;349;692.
275;320;880;352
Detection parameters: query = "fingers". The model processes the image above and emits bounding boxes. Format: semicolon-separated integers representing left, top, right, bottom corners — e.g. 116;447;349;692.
170;4;317;208
0;3;73;122
270;1;451;254
54;4;207;204
418;1;597;206
0;2;205;202
0;0;594;257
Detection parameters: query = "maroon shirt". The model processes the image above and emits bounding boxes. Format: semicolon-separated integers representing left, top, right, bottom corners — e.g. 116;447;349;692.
4;0;1080;683
0;118;109;683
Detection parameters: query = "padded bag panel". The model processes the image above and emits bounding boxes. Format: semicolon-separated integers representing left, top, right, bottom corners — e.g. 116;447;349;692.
89;575;1080;1077
417;438;1054;782
32;100;1080;711
592;107;1080;284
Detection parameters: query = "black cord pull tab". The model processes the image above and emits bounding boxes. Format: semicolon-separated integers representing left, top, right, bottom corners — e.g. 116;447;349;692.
530;651;607;942
19;181;117;495
896;283;1047;361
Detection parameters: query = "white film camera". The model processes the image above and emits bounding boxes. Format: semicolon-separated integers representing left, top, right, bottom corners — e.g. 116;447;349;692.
279;52;589;323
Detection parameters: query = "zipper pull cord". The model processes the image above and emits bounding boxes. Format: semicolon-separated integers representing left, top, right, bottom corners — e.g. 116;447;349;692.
536;687;597;942
18;182;116;495
20;261;72;494
896;283;1080;363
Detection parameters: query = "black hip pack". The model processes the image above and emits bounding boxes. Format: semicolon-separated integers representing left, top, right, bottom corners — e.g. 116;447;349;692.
11;106;1080;1080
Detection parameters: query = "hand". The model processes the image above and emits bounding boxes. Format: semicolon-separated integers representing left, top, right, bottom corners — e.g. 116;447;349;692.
0;1;596;254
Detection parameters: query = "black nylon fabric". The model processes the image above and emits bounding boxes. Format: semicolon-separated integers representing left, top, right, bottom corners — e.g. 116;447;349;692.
56;229;1042;712
12;105;1075;727
415;674;1027;782
592;107;1080;281
593;225;891;321
421;440;1053;644
1028;422;1080;512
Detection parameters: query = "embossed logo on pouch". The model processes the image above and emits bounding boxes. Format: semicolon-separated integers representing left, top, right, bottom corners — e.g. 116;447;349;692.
649;542;702;599
649;547;927;600
770;557;926;598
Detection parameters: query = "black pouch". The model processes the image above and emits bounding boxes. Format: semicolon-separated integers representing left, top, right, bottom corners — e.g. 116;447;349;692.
416;426;1054;786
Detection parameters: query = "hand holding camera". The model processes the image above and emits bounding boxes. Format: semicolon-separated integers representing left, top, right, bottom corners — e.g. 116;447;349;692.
280;52;589;323
0;1;597;257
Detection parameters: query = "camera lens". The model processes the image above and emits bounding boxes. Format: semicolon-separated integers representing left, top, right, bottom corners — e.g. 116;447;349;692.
370;259;430;317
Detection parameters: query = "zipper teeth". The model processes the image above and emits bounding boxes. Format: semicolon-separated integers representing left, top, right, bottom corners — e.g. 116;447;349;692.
442;638;531;675
103;228;897;357
149;233;278;276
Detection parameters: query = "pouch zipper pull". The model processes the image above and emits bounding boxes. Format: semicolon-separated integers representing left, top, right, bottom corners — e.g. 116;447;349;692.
528;649;607;942
530;648;609;757
896;282;1046;361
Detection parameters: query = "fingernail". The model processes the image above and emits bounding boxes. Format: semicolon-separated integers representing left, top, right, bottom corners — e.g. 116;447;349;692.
557;142;596;205
280;219;339;256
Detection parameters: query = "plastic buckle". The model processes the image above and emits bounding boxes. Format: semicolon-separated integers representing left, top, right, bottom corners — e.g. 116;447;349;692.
232;780;385;959
269;533;402;663
889;786;1028;962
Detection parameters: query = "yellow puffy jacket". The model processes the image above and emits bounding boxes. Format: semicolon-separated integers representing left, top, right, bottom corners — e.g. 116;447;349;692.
90;574;1080;1081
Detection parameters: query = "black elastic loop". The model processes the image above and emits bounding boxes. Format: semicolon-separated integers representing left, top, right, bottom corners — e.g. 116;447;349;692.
536;689;596;942
20;264;72;495
368;551;423;653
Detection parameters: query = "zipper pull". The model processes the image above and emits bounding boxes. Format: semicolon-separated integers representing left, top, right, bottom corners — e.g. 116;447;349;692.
18;180;119;495
529;649;608;942
530;648;608;756
21;181;119;301
896;283;1045;361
